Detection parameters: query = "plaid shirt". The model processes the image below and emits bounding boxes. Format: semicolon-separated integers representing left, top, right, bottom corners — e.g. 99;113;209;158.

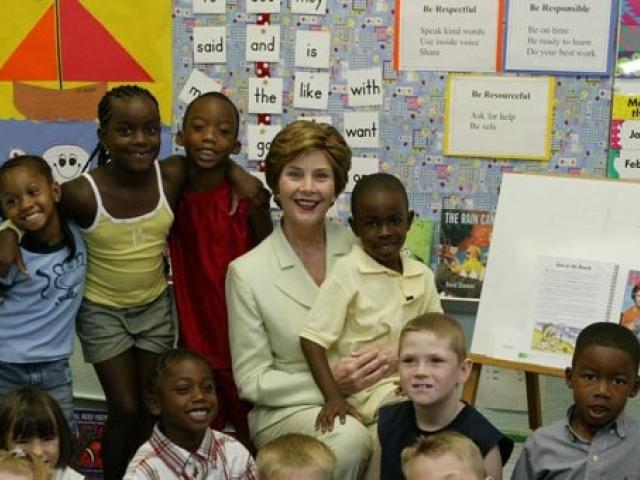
124;424;257;480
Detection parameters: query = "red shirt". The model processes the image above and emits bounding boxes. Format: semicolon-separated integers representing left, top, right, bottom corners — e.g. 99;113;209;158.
169;181;252;369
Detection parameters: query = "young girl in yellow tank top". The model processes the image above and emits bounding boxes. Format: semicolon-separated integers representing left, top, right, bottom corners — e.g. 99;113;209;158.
69;86;181;480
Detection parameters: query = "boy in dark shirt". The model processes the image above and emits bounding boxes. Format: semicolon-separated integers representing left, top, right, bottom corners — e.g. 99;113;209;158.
375;313;513;479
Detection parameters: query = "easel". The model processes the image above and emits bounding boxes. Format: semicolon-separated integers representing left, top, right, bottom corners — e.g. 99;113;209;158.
461;353;564;430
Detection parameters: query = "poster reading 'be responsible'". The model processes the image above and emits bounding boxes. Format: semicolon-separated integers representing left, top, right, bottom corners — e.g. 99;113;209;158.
504;0;617;75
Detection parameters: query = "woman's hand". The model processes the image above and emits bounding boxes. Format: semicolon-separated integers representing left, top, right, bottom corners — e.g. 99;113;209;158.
333;344;398;395
376;342;399;374
0;229;25;276
315;397;361;433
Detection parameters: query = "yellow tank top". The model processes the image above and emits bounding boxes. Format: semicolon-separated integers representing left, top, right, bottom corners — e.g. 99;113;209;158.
80;161;174;307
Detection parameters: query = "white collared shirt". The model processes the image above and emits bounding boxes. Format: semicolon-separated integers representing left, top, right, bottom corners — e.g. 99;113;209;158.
300;242;442;360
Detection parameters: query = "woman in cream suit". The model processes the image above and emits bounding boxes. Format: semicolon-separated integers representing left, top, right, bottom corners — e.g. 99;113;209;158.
227;121;385;479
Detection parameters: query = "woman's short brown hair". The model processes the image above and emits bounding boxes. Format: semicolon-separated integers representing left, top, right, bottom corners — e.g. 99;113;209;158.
265;121;351;196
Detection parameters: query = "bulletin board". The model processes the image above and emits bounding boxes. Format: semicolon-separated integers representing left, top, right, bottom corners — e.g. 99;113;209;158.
170;0;614;238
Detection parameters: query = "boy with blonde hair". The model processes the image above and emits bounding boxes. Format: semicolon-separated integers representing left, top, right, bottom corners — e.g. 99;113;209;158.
401;431;492;480
256;433;336;480
374;313;512;479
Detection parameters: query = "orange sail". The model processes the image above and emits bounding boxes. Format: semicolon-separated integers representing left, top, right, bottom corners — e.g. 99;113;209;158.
0;7;58;81
0;0;152;120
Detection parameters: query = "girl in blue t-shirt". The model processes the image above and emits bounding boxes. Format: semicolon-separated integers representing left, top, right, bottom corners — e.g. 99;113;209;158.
0;155;86;427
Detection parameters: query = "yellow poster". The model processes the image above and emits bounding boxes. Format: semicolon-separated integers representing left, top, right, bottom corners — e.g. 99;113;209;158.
0;0;172;123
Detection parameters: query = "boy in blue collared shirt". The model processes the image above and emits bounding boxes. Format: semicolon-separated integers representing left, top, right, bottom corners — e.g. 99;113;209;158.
512;322;640;479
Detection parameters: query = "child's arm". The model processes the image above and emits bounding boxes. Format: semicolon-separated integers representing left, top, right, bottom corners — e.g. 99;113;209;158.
0;225;25;275
300;337;362;433
160;155;188;210
484;445;503;480
227;162;270;213
509;440;534;480
247;202;273;246
59;176;98;227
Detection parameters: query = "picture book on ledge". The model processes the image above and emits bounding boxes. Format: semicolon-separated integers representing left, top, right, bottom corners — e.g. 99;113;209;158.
620;269;640;339
436;208;494;299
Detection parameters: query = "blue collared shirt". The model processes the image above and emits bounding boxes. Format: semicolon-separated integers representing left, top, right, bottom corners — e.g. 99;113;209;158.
511;406;640;479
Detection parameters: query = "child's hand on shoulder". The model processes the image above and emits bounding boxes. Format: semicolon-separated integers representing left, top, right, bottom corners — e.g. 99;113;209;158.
227;163;271;214
0;228;26;276
230;184;271;215
316;397;361;433
230;179;270;214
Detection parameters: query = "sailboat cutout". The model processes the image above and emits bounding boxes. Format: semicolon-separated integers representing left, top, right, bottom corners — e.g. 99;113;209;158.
0;0;152;121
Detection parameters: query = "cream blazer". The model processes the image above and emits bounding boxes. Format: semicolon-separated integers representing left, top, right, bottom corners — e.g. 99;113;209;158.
226;222;354;438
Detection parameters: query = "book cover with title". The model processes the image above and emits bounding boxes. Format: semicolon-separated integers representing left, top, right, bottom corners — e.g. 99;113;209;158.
436;208;494;298
73;408;106;479
620;269;640;336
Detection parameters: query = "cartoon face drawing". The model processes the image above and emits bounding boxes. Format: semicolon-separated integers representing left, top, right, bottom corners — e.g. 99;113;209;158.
42;144;89;183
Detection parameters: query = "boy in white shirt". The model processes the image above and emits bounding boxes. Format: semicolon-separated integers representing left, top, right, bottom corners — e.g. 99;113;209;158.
300;173;442;431
124;349;256;479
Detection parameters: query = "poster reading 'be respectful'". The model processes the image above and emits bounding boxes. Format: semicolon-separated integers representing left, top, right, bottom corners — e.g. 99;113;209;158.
394;0;502;72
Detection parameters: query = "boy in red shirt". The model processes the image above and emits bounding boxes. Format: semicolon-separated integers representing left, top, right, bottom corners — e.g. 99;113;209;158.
169;92;272;449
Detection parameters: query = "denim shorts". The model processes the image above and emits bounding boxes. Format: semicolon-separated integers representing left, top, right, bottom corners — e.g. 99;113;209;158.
0;359;75;429
77;289;176;364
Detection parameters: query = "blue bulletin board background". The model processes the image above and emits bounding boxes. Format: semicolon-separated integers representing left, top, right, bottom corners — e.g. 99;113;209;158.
171;0;613;265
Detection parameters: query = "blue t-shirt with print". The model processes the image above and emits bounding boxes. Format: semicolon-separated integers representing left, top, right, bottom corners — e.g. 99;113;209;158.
0;222;86;363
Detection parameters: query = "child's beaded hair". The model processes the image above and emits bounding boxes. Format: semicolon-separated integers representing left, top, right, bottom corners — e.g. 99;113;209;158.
0;387;74;469
89;85;160;166
0;155;77;262
0;450;51;480
256;433;336;480
146;348;213;396
401;431;487;480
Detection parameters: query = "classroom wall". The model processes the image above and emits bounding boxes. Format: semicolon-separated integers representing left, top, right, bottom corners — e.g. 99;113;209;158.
170;0;614;244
